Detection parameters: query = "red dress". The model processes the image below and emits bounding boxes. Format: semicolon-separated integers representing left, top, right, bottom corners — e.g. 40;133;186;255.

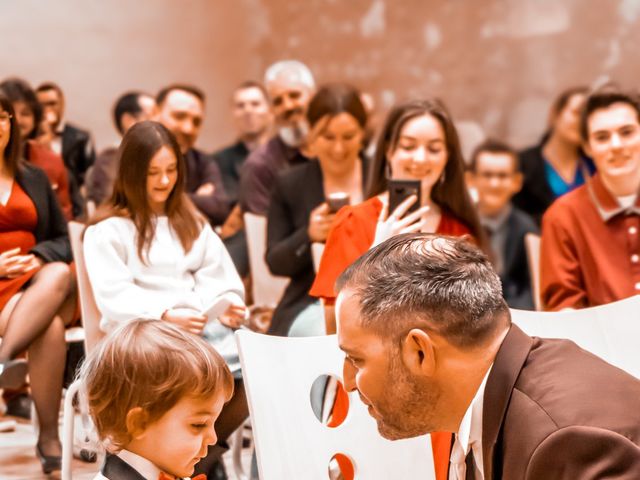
0;182;40;310
311;196;474;480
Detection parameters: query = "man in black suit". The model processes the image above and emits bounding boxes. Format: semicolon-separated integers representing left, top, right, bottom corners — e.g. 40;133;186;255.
36;82;94;217
336;233;640;479
467;139;538;309
156;84;231;227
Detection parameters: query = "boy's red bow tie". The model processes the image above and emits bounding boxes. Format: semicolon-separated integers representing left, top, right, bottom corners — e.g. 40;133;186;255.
158;473;206;480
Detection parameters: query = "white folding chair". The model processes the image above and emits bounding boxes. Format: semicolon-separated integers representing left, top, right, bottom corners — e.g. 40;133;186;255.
511;295;640;379
243;213;289;308
236;330;436;479
62;221;106;480
524;233;542;311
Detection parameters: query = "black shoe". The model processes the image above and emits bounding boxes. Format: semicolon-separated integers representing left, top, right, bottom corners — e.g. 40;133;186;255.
6;392;31;420
36;443;62;474
0;359;28;390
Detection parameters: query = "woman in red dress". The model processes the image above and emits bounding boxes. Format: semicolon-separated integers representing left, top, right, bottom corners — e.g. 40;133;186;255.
0;95;76;474
310;98;485;480
0;77;73;220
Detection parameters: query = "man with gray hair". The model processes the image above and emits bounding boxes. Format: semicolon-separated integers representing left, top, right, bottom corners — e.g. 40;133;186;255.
336;233;640;479
238;60;315;215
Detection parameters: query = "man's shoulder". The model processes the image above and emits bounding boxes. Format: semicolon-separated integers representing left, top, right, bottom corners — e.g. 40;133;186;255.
64;123;91;140
213;141;247;161
508;206;539;234
511;336;640;427
542;184;592;226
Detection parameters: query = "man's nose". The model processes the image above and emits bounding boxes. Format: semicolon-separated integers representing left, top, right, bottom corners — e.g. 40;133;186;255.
611;133;622;149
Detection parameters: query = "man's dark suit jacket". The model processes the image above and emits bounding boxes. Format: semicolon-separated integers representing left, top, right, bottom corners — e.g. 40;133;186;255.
185;148;231;226
483;324;640;479
213;140;249;206
500;207;538;310
62;123;95;216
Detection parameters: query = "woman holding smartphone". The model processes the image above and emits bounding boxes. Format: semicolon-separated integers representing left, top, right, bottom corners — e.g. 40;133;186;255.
310;98;483;480
266;84;369;336
83;121;247;477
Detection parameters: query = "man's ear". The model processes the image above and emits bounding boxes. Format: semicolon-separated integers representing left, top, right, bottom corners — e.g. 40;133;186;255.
512;172;524;194
401;328;436;377
125;407;149;439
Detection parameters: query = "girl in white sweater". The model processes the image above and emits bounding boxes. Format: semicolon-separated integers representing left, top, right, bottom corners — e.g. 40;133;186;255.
83;121;247;477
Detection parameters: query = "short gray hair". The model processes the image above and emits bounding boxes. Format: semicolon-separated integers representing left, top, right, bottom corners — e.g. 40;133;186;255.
336;233;510;349
264;60;315;91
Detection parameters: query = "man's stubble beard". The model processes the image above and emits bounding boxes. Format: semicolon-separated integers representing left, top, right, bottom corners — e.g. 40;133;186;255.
375;356;442;441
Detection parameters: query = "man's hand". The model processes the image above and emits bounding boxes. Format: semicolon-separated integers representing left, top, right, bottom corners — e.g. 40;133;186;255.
195;182;215;196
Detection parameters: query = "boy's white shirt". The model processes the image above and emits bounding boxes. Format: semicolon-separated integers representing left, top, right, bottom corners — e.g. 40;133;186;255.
93;448;193;480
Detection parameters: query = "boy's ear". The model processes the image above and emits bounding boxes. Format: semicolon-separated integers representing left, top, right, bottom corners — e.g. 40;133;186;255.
126;407;149;439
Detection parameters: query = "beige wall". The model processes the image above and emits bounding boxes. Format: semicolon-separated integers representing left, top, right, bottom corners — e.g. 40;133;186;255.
3;0;640;153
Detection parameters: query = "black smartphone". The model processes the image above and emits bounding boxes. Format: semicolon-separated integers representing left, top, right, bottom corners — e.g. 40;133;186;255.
327;192;350;213
388;179;421;216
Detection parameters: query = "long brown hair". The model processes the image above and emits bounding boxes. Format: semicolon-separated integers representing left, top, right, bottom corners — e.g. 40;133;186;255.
366;98;485;246
89;121;203;261
0;94;22;177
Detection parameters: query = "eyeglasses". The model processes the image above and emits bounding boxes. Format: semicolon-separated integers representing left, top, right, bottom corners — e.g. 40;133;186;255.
0;112;13;124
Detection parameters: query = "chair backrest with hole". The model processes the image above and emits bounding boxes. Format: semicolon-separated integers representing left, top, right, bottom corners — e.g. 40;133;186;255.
311;242;325;273
243;212;289;308
236;330;436;479
68;221;105;353
510;295;640;379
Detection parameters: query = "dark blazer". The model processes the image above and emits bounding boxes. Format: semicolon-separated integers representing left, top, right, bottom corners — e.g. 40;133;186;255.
100;454;145;480
266;158;368;336
512;144;554;225
213;140;249;206
483;324;640;479
62;123;95;184
15;162;71;263
185;148;232;226
62;123;95;216
500;207;538;310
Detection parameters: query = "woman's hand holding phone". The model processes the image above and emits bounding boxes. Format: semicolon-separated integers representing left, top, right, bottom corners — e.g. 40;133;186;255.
373;195;430;247
307;203;335;243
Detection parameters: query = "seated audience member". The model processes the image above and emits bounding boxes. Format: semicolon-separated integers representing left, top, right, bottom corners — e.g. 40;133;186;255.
310;98;484;334
214;81;272;205
336;233;640;478
85;91;156;206
0;95;76;474
80;319;233;480
266;84;369;336
215;81;272;278
0;78;73;220
239;60;315;215
541;86;640;310
467;139;538;309
514;86;594;224
156;84;231;226
36;81;94;216
83;121;248;479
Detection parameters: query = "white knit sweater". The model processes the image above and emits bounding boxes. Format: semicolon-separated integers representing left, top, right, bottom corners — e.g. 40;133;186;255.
83;216;245;369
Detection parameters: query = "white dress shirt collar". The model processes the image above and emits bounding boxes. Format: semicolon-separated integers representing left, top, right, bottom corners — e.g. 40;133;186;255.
449;365;493;480
118;449;163;480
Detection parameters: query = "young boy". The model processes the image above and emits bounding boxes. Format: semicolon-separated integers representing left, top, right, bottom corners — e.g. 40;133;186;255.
467;139;539;309
79;319;234;480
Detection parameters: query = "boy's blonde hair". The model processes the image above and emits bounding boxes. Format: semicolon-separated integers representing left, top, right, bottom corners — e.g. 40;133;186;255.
78;319;234;450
